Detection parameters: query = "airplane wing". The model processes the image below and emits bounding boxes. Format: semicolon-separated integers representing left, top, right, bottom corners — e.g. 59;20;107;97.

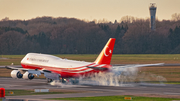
86;63;164;71
5;65;52;73
111;63;164;75
112;63;164;69
5;66;28;70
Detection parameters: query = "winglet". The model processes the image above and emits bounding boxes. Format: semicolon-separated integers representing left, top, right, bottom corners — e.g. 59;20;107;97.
94;38;116;65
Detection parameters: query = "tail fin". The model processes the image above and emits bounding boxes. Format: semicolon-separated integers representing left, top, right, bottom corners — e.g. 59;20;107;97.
94;38;116;65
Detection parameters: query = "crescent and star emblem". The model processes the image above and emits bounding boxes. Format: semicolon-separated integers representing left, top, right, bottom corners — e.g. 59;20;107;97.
104;46;112;57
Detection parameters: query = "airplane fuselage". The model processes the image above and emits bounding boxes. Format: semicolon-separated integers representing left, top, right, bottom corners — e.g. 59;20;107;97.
21;53;111;78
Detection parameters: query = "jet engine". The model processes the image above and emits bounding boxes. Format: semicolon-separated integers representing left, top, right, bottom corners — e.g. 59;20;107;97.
23;72;34;80
11;70;23;79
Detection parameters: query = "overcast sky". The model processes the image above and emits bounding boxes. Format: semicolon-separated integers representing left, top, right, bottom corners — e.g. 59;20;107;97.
0;0;180;22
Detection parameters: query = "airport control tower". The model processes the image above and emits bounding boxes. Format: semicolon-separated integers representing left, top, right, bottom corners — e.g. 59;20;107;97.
149;3;157;30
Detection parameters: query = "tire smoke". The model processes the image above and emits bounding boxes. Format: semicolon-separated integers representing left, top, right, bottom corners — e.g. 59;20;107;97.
79;66;167;86
49;66;167;87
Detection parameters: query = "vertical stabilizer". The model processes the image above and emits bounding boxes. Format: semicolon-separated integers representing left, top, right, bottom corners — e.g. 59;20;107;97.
94;38;116;64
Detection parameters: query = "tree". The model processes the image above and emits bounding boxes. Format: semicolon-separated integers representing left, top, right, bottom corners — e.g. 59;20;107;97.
120;16;135;24
1;17;9;21
0;31;23;54
171;13;180;21
0;16;180;54
168;26;180;49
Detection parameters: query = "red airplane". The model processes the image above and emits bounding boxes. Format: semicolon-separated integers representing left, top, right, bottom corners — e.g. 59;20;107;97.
6;38;162;84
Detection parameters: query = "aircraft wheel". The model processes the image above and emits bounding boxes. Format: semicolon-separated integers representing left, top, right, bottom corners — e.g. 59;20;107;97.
59;78;66;83
47;78;53;83
71;78;79;85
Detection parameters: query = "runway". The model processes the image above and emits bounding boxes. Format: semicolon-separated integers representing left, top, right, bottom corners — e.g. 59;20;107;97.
1;77;180;101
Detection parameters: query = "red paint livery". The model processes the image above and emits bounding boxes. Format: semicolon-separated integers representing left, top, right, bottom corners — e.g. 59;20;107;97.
7;38;163;83
20;38;116;79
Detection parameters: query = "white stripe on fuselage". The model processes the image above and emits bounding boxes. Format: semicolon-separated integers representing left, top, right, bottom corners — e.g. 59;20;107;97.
70;68;93;73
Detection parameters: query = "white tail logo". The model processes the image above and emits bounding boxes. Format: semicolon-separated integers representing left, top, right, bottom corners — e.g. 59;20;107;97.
104;46;112;57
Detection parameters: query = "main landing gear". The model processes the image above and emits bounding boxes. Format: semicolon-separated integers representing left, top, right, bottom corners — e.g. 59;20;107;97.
70;78;79;84
46;78;53;83
46;77;79;84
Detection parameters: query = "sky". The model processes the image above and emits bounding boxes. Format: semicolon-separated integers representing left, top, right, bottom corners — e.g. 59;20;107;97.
0;0;180;22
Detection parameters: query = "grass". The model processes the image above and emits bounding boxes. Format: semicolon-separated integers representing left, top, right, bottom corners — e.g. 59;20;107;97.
49;95;180;101
0;55;24;65
1;54;180;65
138;66;180;82
5;89;76;96
165;82;180;84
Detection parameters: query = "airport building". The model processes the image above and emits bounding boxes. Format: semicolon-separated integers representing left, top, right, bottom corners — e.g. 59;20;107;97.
149;3;157;30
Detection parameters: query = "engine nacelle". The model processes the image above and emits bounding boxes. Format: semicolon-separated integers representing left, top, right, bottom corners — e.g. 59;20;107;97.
11;70;23;79
23;72;34;80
